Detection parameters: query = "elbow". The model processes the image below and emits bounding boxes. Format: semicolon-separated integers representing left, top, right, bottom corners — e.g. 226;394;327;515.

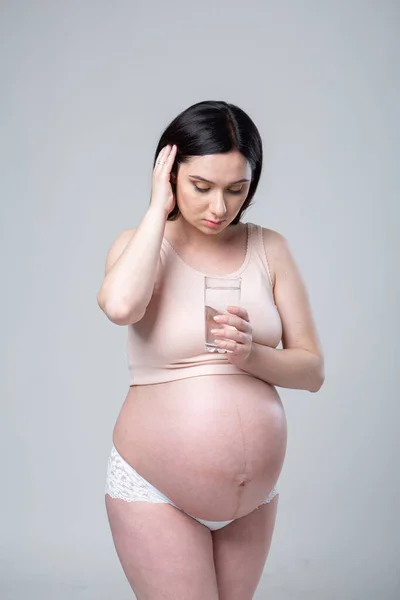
308;357;325;393
106;305;145;326
97;292;145;326
105;310;135;326
308;375;325;393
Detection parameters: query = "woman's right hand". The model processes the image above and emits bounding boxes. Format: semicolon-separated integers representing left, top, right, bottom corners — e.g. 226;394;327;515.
150;144;178;216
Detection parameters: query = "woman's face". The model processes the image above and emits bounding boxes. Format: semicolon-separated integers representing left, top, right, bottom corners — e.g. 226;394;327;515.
174;151;252;232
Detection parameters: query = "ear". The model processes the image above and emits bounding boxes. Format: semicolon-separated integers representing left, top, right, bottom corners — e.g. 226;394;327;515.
170;172;177;183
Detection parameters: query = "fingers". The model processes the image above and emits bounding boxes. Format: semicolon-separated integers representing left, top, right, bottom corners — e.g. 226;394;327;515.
213;312;251;333
154;144;177;173
211;327;247;343
227;305;249;320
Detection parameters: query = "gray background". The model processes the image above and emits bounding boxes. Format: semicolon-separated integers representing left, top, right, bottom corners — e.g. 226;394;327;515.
1;1;399;598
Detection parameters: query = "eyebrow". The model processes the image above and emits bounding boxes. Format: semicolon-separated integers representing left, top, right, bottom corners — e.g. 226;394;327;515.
188;175;250;185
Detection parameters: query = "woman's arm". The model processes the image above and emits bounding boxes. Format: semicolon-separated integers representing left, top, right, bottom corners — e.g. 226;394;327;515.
97;205;168;325
97;143;177;325
230;229;325;392
234;343;324;392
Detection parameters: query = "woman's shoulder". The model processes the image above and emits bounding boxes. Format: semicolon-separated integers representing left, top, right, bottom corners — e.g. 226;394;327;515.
249;223;293;283
250;222;288;251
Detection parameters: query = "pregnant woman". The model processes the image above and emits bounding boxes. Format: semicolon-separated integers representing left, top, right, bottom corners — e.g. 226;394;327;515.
97;100;324;599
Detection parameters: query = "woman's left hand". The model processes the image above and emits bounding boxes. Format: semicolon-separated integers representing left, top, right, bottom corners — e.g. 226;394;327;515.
211;306;253;364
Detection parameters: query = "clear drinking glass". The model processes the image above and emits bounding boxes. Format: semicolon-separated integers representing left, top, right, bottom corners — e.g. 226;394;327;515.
204;276;242;353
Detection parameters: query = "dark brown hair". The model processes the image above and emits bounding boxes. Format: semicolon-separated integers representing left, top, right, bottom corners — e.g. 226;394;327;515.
152;100;263;225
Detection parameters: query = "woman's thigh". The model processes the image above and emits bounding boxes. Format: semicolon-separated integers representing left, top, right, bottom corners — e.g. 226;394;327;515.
212;495;279;600
105;495;219;600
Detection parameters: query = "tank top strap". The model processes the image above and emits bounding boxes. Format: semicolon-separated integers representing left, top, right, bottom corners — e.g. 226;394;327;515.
245;222;256;253
248;222;273;287
247;221;260;254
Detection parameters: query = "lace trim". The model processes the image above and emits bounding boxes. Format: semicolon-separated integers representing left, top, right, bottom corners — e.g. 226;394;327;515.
105;445;174;504
262;485;279;504
105;445;279;505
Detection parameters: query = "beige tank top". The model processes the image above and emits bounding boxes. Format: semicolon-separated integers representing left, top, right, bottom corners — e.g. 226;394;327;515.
126;222;282;385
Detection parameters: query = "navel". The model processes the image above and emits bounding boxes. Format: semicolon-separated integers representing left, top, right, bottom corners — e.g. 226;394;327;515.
234;472;251;486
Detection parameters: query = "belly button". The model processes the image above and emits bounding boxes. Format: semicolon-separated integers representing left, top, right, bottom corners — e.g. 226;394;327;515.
234;473;250;486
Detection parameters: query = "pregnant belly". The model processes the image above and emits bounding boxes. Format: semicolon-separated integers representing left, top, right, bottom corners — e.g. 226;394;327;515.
112;374;287;521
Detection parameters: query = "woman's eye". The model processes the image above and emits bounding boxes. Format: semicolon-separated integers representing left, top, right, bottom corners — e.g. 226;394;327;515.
193;185;243;195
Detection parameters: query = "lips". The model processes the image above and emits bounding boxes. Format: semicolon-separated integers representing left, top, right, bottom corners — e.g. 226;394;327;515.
205;219;223;224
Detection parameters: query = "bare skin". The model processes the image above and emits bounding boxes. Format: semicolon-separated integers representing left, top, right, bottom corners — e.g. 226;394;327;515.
105;493;278;600
112;373;286;521
101;145;323;599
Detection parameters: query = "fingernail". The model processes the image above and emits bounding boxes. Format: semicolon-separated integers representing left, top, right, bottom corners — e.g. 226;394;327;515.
213;315;223;321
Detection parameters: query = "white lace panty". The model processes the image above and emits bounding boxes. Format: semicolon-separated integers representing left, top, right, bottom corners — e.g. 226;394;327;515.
105;444;279;531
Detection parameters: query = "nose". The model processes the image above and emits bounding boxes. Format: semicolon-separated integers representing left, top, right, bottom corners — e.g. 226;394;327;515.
209;192;227;219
